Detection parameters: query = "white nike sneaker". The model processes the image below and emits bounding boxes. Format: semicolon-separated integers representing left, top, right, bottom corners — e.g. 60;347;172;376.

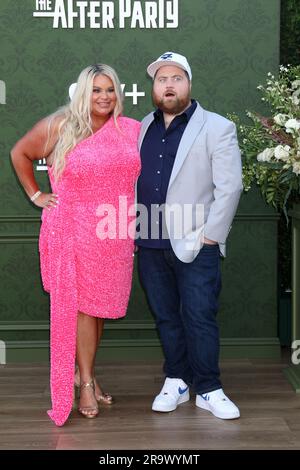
152;377;190;412
196;388;240;420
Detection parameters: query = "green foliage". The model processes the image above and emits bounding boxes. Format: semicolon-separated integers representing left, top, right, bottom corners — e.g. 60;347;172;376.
230;65;300;220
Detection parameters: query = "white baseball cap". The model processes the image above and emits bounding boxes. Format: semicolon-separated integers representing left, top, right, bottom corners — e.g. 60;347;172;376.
147;52;192;80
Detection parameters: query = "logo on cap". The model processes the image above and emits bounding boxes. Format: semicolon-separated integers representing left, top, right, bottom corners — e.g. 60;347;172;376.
160;53;173;60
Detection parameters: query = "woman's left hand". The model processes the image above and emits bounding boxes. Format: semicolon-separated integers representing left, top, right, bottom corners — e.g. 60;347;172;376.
33;192;59;210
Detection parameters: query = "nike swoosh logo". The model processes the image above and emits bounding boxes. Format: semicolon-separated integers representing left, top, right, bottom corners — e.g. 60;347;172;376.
178;386;188;395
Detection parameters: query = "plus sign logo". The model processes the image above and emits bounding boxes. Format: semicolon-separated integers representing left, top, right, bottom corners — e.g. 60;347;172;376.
69;82;145;105
0;80;6;105
121;84;145;105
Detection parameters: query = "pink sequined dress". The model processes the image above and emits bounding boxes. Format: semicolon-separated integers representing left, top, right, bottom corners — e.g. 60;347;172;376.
39;116;141;426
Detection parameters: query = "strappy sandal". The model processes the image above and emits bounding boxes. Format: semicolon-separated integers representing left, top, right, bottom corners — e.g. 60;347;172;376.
75;367;113;405
77;380;99;419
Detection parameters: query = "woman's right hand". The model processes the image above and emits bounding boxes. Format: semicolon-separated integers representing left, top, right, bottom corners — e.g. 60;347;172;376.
33;192;59;210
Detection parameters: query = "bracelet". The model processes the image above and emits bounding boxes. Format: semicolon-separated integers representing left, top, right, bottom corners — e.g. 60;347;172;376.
30;190;42;202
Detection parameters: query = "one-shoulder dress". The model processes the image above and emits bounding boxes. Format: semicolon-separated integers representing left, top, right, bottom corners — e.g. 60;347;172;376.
39;117;141;426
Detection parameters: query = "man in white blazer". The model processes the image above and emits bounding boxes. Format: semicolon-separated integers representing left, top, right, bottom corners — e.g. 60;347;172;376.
136;52;243;419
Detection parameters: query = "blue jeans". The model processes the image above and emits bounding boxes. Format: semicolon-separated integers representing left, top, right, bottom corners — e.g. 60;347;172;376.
138;245;222;394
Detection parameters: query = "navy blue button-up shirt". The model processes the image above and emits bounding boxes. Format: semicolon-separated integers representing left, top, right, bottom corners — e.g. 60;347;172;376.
136;99;197;248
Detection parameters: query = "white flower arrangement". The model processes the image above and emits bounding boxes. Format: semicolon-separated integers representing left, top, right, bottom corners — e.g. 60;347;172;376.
230;64;300;216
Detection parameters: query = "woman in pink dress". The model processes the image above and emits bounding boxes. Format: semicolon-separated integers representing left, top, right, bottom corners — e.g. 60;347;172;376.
11;64;141;426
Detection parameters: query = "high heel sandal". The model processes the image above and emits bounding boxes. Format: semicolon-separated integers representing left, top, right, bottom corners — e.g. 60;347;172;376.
75;367;113;405
77;380;99;419
94;384;113;405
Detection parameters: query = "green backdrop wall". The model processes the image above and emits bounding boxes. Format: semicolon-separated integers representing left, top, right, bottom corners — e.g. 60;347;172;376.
0;0;281;361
